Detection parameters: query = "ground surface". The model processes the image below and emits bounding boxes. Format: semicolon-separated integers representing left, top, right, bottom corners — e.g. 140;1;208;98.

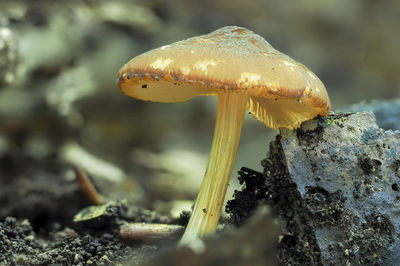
1;112;399;265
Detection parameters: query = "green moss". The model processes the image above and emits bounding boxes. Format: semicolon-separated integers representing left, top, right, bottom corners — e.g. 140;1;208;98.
327;118;336;126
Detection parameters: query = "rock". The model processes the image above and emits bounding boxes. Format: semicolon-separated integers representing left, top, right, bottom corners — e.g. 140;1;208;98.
227;112;400;265
345;98;400;131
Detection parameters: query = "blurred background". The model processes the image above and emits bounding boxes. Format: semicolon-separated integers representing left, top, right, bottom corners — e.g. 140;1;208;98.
0;0;399;221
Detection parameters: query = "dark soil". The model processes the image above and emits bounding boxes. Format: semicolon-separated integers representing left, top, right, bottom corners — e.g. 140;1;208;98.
227;136;322;265
0;159;178;265
0;216;158;265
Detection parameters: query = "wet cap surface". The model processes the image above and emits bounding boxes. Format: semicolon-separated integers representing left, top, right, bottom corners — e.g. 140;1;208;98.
117;26;330;129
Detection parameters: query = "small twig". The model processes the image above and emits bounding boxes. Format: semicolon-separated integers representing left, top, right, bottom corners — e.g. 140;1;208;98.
120;223;184;241
74;167;103;205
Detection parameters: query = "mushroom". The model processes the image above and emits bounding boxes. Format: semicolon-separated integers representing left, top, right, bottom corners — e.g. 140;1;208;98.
116;26;330;246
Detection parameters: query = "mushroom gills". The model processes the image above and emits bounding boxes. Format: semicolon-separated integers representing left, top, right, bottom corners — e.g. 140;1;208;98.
248;96;325;129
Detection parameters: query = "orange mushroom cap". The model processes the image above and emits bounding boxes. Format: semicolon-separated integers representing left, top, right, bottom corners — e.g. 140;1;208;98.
117;26;330;129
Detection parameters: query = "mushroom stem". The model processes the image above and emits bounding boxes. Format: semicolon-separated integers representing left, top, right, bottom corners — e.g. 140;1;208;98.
180;92;247;246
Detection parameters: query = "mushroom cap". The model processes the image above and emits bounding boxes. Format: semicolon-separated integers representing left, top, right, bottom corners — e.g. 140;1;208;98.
117;26;330;129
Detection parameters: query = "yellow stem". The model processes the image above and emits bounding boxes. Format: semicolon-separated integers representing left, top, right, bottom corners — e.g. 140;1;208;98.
179;92;247;246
